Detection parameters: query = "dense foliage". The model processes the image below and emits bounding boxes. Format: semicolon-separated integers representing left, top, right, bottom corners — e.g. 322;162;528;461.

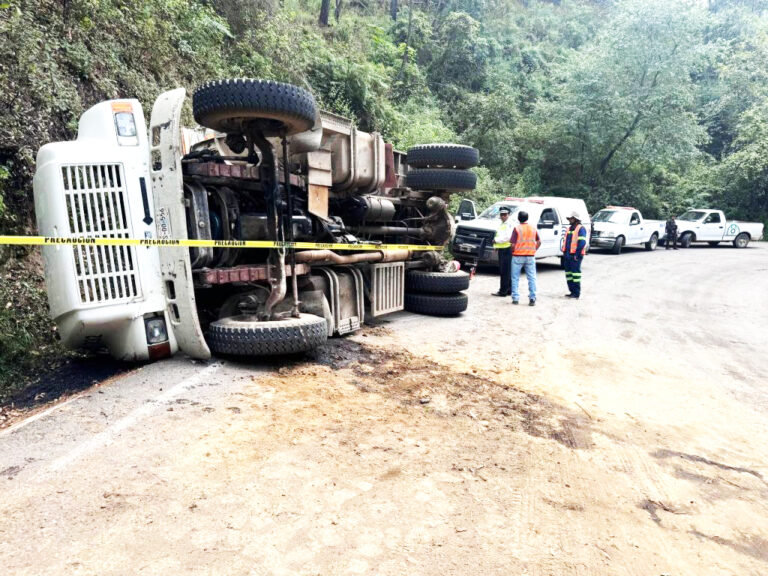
2;0;768;225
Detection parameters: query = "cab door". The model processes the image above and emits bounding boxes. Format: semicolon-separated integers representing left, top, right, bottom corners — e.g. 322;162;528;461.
536;207;560;257
699;212;725;240
629;211;643;244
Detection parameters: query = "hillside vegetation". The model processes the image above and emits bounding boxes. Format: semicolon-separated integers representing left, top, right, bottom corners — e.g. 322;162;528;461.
1;0;767;393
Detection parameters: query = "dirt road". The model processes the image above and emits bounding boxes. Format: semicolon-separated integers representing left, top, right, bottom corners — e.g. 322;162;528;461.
1;244;767;575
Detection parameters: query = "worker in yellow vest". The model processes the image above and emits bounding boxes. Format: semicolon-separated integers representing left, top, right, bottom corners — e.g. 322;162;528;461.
509;210;541;306
491;206;514;296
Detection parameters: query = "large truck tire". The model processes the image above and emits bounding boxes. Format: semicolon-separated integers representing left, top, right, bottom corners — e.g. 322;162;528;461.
405;270;470;294
193;79;317;136
733;233;750;248
404;292;468;316
406;144;479;169
406;168;477;191
208;313;327;356
611;236;625;255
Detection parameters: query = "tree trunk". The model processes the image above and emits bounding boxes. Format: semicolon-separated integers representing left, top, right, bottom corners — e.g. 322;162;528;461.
390;0;398;20
319;0;330;26
334;0;343;21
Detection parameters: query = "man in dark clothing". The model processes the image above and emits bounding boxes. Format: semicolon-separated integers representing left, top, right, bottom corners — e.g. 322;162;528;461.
665;217;679;250
563;211;588;299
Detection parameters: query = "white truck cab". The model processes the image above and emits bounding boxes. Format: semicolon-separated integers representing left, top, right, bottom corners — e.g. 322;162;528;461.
452;196;591;266
590;206;665;254
675;209;764;248
33;99;178;361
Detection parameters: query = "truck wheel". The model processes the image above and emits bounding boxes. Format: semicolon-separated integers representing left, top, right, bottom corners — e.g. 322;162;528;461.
680;233;693;248
404;292;468;316
644;234;658;251
733;233;750;248
611;236;625;255
193;79;317;136
708;241;720;247
405;270;470;293
406;144;479;169
208;313;327;356
406;169;477;191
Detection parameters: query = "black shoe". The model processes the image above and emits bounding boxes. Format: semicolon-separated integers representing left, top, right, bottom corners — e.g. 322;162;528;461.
529;300;536;306
564;293;574;298
674;247;679;250
512;300;519;305
492;291;509;297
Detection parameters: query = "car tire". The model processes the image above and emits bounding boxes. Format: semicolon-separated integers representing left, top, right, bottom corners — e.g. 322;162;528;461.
405;168;477;191
645;234;658;251
680;233;693;248
611;236;625;255
208;313;327;356
193;78;317;136
406;144;479;169
404;292;468;316
733;233;749;248
405;270;470;294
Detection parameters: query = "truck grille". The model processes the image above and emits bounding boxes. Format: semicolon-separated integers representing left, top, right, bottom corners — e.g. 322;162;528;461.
61;164;141;304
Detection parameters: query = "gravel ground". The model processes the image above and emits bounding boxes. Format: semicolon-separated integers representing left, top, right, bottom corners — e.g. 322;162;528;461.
1;243;767;575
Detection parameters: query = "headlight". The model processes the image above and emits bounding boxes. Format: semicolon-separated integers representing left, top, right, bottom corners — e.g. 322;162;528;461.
145;317;169;344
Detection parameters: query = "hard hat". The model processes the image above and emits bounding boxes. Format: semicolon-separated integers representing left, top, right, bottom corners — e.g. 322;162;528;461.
567;211;581;220
499;206;511;215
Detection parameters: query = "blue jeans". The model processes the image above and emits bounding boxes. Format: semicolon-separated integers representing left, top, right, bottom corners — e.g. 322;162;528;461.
511;256;537;302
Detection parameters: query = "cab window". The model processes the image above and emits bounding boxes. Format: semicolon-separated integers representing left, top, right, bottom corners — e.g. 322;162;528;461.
540;208;559;224
704;212;721;224
630;212;641;225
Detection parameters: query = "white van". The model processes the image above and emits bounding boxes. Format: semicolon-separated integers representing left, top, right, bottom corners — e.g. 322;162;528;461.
452;196;591;266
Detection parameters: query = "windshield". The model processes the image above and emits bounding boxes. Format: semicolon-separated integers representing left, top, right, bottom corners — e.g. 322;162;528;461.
592;210;627;224
478;203;519;220
678;210;706;222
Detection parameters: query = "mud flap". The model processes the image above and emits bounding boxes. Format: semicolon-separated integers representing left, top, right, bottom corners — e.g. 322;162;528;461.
149;88;211;360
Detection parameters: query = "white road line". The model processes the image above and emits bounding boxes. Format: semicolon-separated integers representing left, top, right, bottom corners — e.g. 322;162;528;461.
49;362;222;471
0;393;86;439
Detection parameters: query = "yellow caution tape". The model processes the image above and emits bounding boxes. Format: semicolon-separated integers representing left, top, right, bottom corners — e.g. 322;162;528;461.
0;235;441;252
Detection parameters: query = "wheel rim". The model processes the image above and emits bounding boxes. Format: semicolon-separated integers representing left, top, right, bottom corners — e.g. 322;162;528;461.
737;235;747;247
650;236;657;249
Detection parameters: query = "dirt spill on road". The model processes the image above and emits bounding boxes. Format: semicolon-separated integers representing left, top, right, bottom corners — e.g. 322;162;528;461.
273;337;593;450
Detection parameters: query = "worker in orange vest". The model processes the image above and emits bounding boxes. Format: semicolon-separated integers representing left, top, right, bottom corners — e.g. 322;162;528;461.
509;210;541;306
563;211;588;299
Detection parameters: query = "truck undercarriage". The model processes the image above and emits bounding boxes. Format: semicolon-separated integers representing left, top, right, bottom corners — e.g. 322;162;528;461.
34;79;478;361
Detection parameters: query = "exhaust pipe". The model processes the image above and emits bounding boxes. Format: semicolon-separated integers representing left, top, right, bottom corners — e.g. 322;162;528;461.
294;249;410;265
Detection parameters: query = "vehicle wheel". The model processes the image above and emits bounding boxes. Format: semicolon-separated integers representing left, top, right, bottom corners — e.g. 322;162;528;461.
708;241;720;247
193;79;317;136
645;234;658;251
406;168;477;191
406;144;479;169
680;233;693;248
404;292;468;316
405;270;470;294
208;313;327;356
611;236;625;255
733;233;750;248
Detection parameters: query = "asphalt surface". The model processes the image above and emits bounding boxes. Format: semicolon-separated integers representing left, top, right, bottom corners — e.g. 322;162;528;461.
1;242;767;574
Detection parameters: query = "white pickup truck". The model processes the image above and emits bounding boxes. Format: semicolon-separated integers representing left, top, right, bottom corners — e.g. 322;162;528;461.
675;209;764;248
589;206;665;254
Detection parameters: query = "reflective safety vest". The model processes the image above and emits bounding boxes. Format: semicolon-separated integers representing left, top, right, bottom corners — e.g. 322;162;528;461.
566;224;587;255
493;220;513;249
512;223;537;256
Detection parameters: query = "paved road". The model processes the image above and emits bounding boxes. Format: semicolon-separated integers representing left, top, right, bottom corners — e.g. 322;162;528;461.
1;243;767;574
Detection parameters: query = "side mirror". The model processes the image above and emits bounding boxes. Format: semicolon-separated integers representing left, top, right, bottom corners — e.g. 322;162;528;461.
456;199;477;221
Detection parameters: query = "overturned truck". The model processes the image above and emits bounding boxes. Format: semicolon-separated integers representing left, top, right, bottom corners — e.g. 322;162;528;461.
33;79;478;361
